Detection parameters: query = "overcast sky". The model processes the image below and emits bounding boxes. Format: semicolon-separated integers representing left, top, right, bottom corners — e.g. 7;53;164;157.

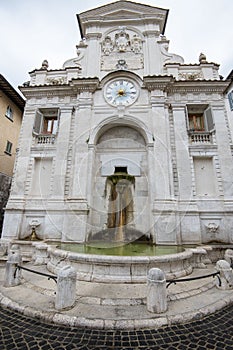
1;0;232;93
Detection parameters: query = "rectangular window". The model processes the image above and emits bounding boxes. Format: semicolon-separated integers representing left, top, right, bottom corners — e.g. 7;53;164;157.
228;91;233;111
187;104;214;132
5;141;12;155
43;116;58;134
5;106;13;121
33;108;59;135
188;113;204;131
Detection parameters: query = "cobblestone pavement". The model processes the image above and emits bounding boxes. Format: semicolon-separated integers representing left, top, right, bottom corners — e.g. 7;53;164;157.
0;304;233;350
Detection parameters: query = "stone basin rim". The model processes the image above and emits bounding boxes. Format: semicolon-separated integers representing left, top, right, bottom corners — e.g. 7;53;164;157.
47;245;193;263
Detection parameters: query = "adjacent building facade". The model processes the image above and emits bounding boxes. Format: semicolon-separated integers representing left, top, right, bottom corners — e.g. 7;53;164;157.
2;1;233;245
0;74;25;233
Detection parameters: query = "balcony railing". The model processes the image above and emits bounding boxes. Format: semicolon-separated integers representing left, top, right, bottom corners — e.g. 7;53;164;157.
34;134;56;145
188;130;214;144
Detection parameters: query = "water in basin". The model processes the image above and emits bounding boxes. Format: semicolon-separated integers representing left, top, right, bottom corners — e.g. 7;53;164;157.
56;242;184;256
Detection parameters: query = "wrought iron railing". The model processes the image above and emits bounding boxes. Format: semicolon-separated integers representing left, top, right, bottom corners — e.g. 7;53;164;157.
14;265;57;284
166;271;221;289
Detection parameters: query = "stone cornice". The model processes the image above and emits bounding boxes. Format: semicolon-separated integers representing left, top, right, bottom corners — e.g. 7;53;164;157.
19;84;74;98
167;80;229;94
143;76;229;94
142;30;160;37
78;1;168;37
143;75;175;91
78;1;168;19
85;33;102;40
70;77;100;93
19;78;100;98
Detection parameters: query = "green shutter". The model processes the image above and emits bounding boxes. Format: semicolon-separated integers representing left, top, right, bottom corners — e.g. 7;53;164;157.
228;91;233;111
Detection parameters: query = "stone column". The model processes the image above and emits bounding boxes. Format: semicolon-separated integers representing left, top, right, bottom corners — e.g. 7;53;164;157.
4;244;22;287
55;265;76;310
147;268;167;313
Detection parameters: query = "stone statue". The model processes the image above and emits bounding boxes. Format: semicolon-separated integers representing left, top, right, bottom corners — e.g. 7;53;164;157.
131;34;142;54
115;28;130;52
102;36;114;55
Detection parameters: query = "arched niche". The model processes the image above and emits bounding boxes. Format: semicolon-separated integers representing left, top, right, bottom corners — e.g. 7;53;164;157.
87;123;151;240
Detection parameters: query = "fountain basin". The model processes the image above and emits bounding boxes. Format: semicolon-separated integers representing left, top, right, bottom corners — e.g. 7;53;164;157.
47;244;193;283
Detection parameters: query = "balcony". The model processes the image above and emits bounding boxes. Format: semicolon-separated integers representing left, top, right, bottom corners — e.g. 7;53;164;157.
188;130;214;144
33;134;56;145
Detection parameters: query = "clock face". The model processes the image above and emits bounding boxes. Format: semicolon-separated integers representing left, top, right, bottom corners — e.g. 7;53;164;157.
105;79;137;106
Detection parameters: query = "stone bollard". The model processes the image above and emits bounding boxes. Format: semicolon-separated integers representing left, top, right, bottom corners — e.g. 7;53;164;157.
32;242;49;265
147;268;167;313
189;248;207;268
55;265;76;310
224;249;233;268
4;244;22;287
215;260;233;290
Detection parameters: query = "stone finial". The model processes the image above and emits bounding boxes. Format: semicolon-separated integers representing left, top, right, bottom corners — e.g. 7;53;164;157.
199;52;207;64
41;59;49;70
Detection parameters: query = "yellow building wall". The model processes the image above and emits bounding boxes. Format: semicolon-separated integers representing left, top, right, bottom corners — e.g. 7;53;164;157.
0;90;23;177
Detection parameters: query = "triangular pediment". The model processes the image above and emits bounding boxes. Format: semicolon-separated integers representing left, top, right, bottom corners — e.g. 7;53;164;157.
78;1;168;36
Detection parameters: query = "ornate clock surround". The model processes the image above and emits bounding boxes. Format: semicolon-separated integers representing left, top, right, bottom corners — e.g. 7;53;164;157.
104;78;138;106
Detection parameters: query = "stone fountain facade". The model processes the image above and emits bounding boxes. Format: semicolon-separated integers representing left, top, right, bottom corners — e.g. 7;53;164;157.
2;1;233;246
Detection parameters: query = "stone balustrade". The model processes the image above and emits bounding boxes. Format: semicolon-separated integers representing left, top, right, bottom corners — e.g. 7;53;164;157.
34;134;56;145
189;131;213;144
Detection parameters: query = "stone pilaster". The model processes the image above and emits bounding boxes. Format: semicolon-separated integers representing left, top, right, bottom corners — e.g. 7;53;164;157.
151;98;172;200
212;103;233;197
172;104;192;200
52;107;73;197
143;31;162;76
10;106;35;197
85;33;102;77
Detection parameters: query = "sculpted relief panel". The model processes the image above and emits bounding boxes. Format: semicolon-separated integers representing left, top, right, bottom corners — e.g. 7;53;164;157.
101;27;144;71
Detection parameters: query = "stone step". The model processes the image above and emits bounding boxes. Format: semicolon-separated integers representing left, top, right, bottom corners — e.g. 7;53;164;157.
0;263;233;330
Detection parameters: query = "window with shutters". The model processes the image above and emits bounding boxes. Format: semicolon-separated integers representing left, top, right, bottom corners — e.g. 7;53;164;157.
187;104;214;132
5;140;13;155
33;108;59;135
228;91;233;111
